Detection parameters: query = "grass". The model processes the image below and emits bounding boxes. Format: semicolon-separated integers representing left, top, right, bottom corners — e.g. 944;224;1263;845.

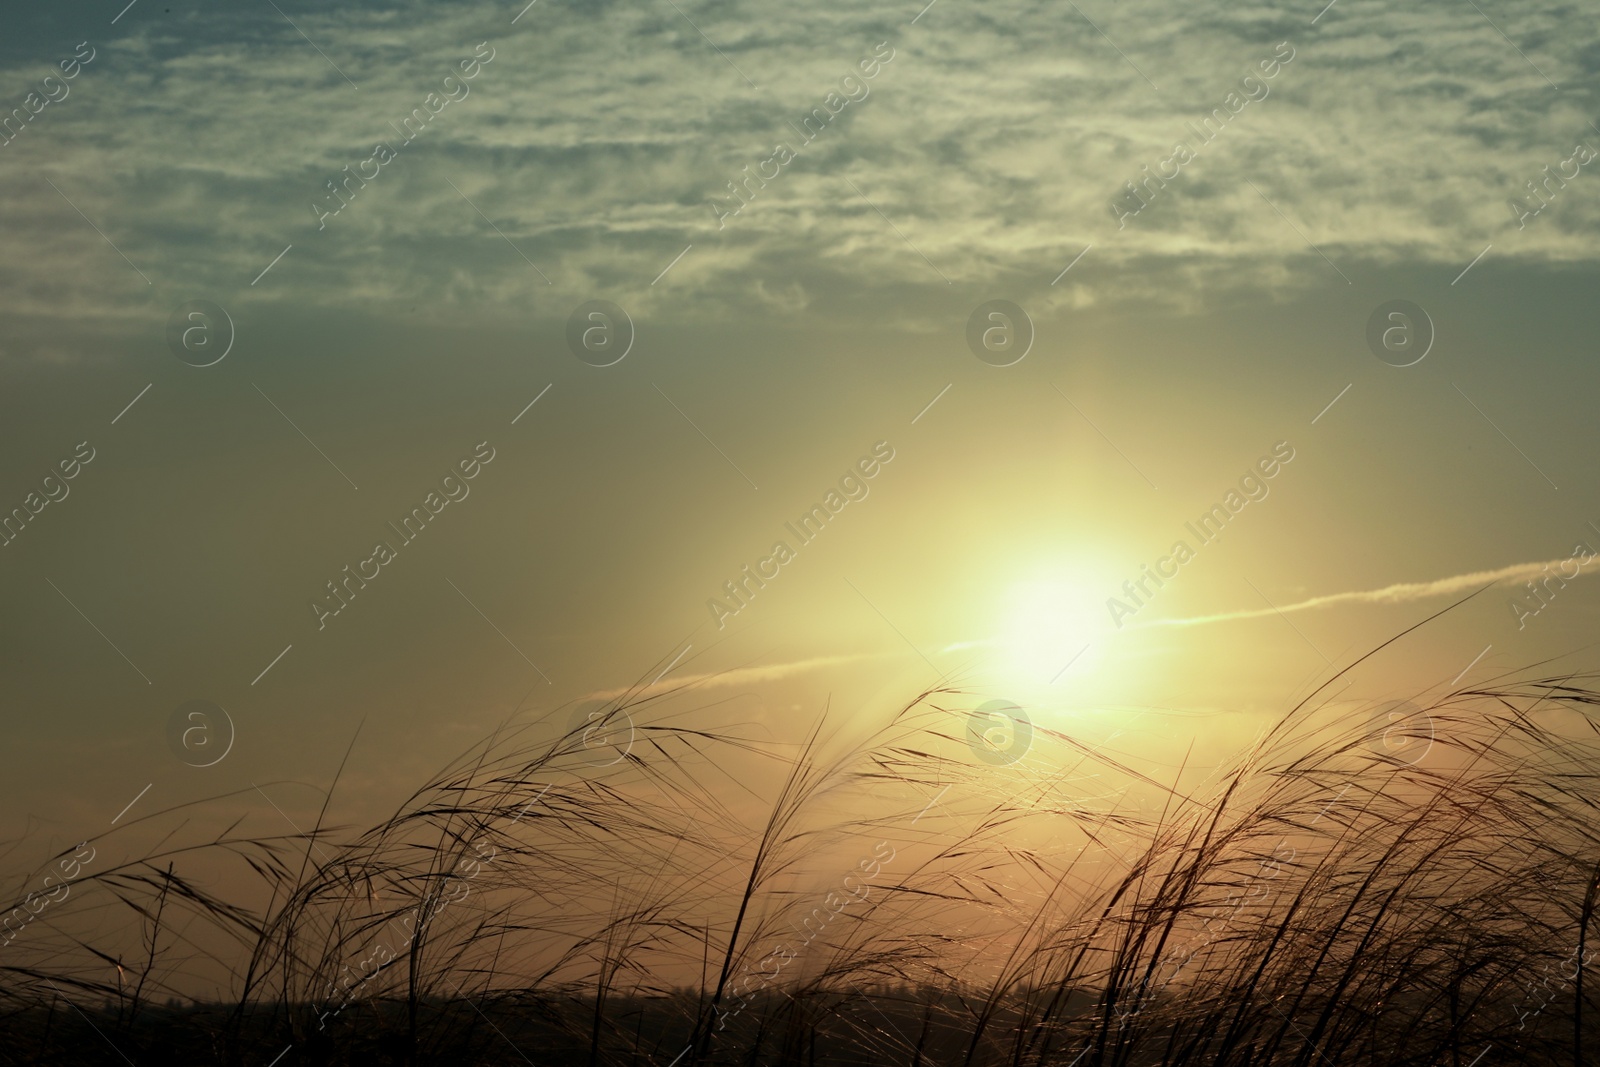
4;626;1600;1065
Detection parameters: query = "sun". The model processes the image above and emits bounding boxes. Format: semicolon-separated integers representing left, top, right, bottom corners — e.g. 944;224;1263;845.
995;567;1116;689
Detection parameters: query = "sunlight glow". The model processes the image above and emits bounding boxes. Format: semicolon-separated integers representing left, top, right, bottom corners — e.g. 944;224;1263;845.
997;567;1117;688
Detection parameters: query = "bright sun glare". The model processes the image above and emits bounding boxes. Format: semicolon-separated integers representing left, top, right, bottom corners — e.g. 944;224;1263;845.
996;569;1115;689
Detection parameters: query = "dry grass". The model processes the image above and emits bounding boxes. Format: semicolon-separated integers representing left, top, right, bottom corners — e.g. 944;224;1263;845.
4;627;1600;1065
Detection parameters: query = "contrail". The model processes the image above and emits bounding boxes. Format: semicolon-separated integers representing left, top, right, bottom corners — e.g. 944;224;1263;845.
582;653;880;701
1144;555;1594;629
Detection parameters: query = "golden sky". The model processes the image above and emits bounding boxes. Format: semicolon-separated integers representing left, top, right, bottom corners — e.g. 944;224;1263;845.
0;0;1596;849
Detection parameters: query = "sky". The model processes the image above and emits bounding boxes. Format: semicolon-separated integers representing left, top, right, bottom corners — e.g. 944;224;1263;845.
0;0;1597;865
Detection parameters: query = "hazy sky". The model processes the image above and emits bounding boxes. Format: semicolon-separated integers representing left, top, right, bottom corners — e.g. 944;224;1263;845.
1;0;1597;854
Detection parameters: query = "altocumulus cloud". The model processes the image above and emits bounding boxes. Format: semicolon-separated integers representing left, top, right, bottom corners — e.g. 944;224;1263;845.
0;0;1596;354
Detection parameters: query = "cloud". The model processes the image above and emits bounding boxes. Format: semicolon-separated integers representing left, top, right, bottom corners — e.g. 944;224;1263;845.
581;652;881;701
2;0;1598;341
1144;553;1598;629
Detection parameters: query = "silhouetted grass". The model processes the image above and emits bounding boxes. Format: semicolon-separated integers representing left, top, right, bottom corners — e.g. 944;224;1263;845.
5;634;1600;1065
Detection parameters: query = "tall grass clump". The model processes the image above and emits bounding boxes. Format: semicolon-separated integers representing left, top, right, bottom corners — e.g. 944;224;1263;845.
4;636;1600;1065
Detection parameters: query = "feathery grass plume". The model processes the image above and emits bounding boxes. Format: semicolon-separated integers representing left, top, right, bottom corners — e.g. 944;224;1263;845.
3;619;1600;1064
